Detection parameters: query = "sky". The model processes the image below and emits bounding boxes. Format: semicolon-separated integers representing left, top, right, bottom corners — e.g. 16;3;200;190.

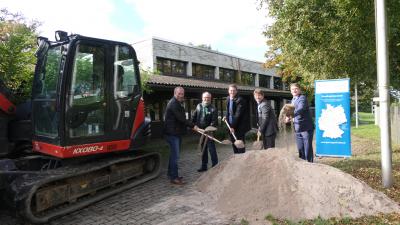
1;0;273;62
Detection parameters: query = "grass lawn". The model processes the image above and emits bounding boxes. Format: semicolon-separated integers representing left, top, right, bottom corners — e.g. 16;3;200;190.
351;112;380;141
259;112;400;225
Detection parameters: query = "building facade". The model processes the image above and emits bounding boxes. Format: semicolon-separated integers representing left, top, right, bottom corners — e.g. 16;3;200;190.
133;37;292;137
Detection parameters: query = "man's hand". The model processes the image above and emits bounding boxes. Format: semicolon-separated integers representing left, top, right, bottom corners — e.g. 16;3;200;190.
222;116;226;122
193;125;199;131
284;116;291;124
257;130;262;137
230;128;235;133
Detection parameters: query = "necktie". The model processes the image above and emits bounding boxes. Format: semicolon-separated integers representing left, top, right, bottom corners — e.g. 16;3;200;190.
229;98;234;124
202;105;208;118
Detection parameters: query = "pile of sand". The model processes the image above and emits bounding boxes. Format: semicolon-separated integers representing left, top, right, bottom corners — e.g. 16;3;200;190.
196;149;400;222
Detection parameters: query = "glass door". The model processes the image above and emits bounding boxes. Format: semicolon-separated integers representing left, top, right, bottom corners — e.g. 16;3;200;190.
66;43;106;139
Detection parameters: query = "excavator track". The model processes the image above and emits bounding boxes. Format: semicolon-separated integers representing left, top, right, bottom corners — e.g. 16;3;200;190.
0;152;161;224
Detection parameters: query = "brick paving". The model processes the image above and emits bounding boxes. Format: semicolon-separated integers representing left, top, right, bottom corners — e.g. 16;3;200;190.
0;137;236;225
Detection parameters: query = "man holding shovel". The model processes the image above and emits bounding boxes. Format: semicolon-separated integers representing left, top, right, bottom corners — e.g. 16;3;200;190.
164;87;199;185
285;83;314;162
253;88;278;149
192;92;218;172
224;84;250;154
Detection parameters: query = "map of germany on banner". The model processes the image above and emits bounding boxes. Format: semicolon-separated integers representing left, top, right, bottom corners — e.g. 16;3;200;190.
318;104;347;139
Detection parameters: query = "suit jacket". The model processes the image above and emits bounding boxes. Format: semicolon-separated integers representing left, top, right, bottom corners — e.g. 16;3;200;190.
292;95;314;132
164;97;194;136
226;95;250;136
257;100;278;136
192;103;218;129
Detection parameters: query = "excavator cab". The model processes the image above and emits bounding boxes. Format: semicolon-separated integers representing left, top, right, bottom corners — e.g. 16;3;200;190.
0;32;160;223
31;31;149;158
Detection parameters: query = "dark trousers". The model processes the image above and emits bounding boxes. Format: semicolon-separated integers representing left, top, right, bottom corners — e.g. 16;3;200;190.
295;130;314;162
263;133;276;149
200;139;218;169
230;132;246;154
166;135;182;180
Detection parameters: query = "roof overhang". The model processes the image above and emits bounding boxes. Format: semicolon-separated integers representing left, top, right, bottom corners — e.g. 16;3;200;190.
146;75;292;98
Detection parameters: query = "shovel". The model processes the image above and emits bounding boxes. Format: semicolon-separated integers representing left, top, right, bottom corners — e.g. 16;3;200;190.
222;118;245;149
195;129;231;145
252;132;263;150
197;131;206;153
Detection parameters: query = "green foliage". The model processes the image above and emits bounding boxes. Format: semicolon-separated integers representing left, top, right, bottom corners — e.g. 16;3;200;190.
213;125;229;140
140;67;159;94
75;54;94;86
42;47;63;93
0;8;40;103
259;0;400;107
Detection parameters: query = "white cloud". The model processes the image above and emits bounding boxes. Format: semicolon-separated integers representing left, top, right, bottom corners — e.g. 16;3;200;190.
2;0;273;61
1;0;140;42
126;0;272;61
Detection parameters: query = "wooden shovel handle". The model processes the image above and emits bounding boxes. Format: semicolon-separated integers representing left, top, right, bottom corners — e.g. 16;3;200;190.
222;118;238;140
195;129;223;144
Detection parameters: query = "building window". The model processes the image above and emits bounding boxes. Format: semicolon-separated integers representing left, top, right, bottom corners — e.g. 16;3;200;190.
156;57;186;76
241;72;255;86
192;63;215;80
259;75;271;88
219;68;236;83
273;77;283;90
283;82;289;91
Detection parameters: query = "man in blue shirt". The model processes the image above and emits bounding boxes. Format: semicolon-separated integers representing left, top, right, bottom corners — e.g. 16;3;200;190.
225;84;250;153
285;83;314;162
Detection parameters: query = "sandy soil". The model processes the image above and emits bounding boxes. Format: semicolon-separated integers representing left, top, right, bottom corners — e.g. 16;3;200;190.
196;149;400;224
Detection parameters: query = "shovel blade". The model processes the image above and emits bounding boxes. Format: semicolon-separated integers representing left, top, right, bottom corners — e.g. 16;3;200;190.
234;140;245;149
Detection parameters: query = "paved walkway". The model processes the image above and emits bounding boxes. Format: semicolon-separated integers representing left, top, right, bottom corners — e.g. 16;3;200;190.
0;137;236;225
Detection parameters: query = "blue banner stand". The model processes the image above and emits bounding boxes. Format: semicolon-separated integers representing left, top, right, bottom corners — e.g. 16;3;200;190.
315;79;351;158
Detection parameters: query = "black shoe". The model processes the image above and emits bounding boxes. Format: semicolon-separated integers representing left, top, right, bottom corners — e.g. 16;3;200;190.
197;168;207;172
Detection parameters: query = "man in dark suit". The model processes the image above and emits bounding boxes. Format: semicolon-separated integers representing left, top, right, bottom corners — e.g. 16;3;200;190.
164;86;199;185
285;83;314;162
225;84;250;154
253;88;278;149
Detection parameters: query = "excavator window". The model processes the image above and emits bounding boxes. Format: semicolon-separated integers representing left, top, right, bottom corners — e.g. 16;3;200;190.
111;45;140;131
67;44;106;138
33;45;63;138
114;45;138;99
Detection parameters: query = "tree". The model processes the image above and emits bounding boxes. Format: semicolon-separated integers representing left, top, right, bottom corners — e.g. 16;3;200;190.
139;67;160;94
0;8;40;102
259;0;400;102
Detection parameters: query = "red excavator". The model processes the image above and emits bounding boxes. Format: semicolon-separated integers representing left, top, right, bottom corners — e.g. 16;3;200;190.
0;31;161;223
